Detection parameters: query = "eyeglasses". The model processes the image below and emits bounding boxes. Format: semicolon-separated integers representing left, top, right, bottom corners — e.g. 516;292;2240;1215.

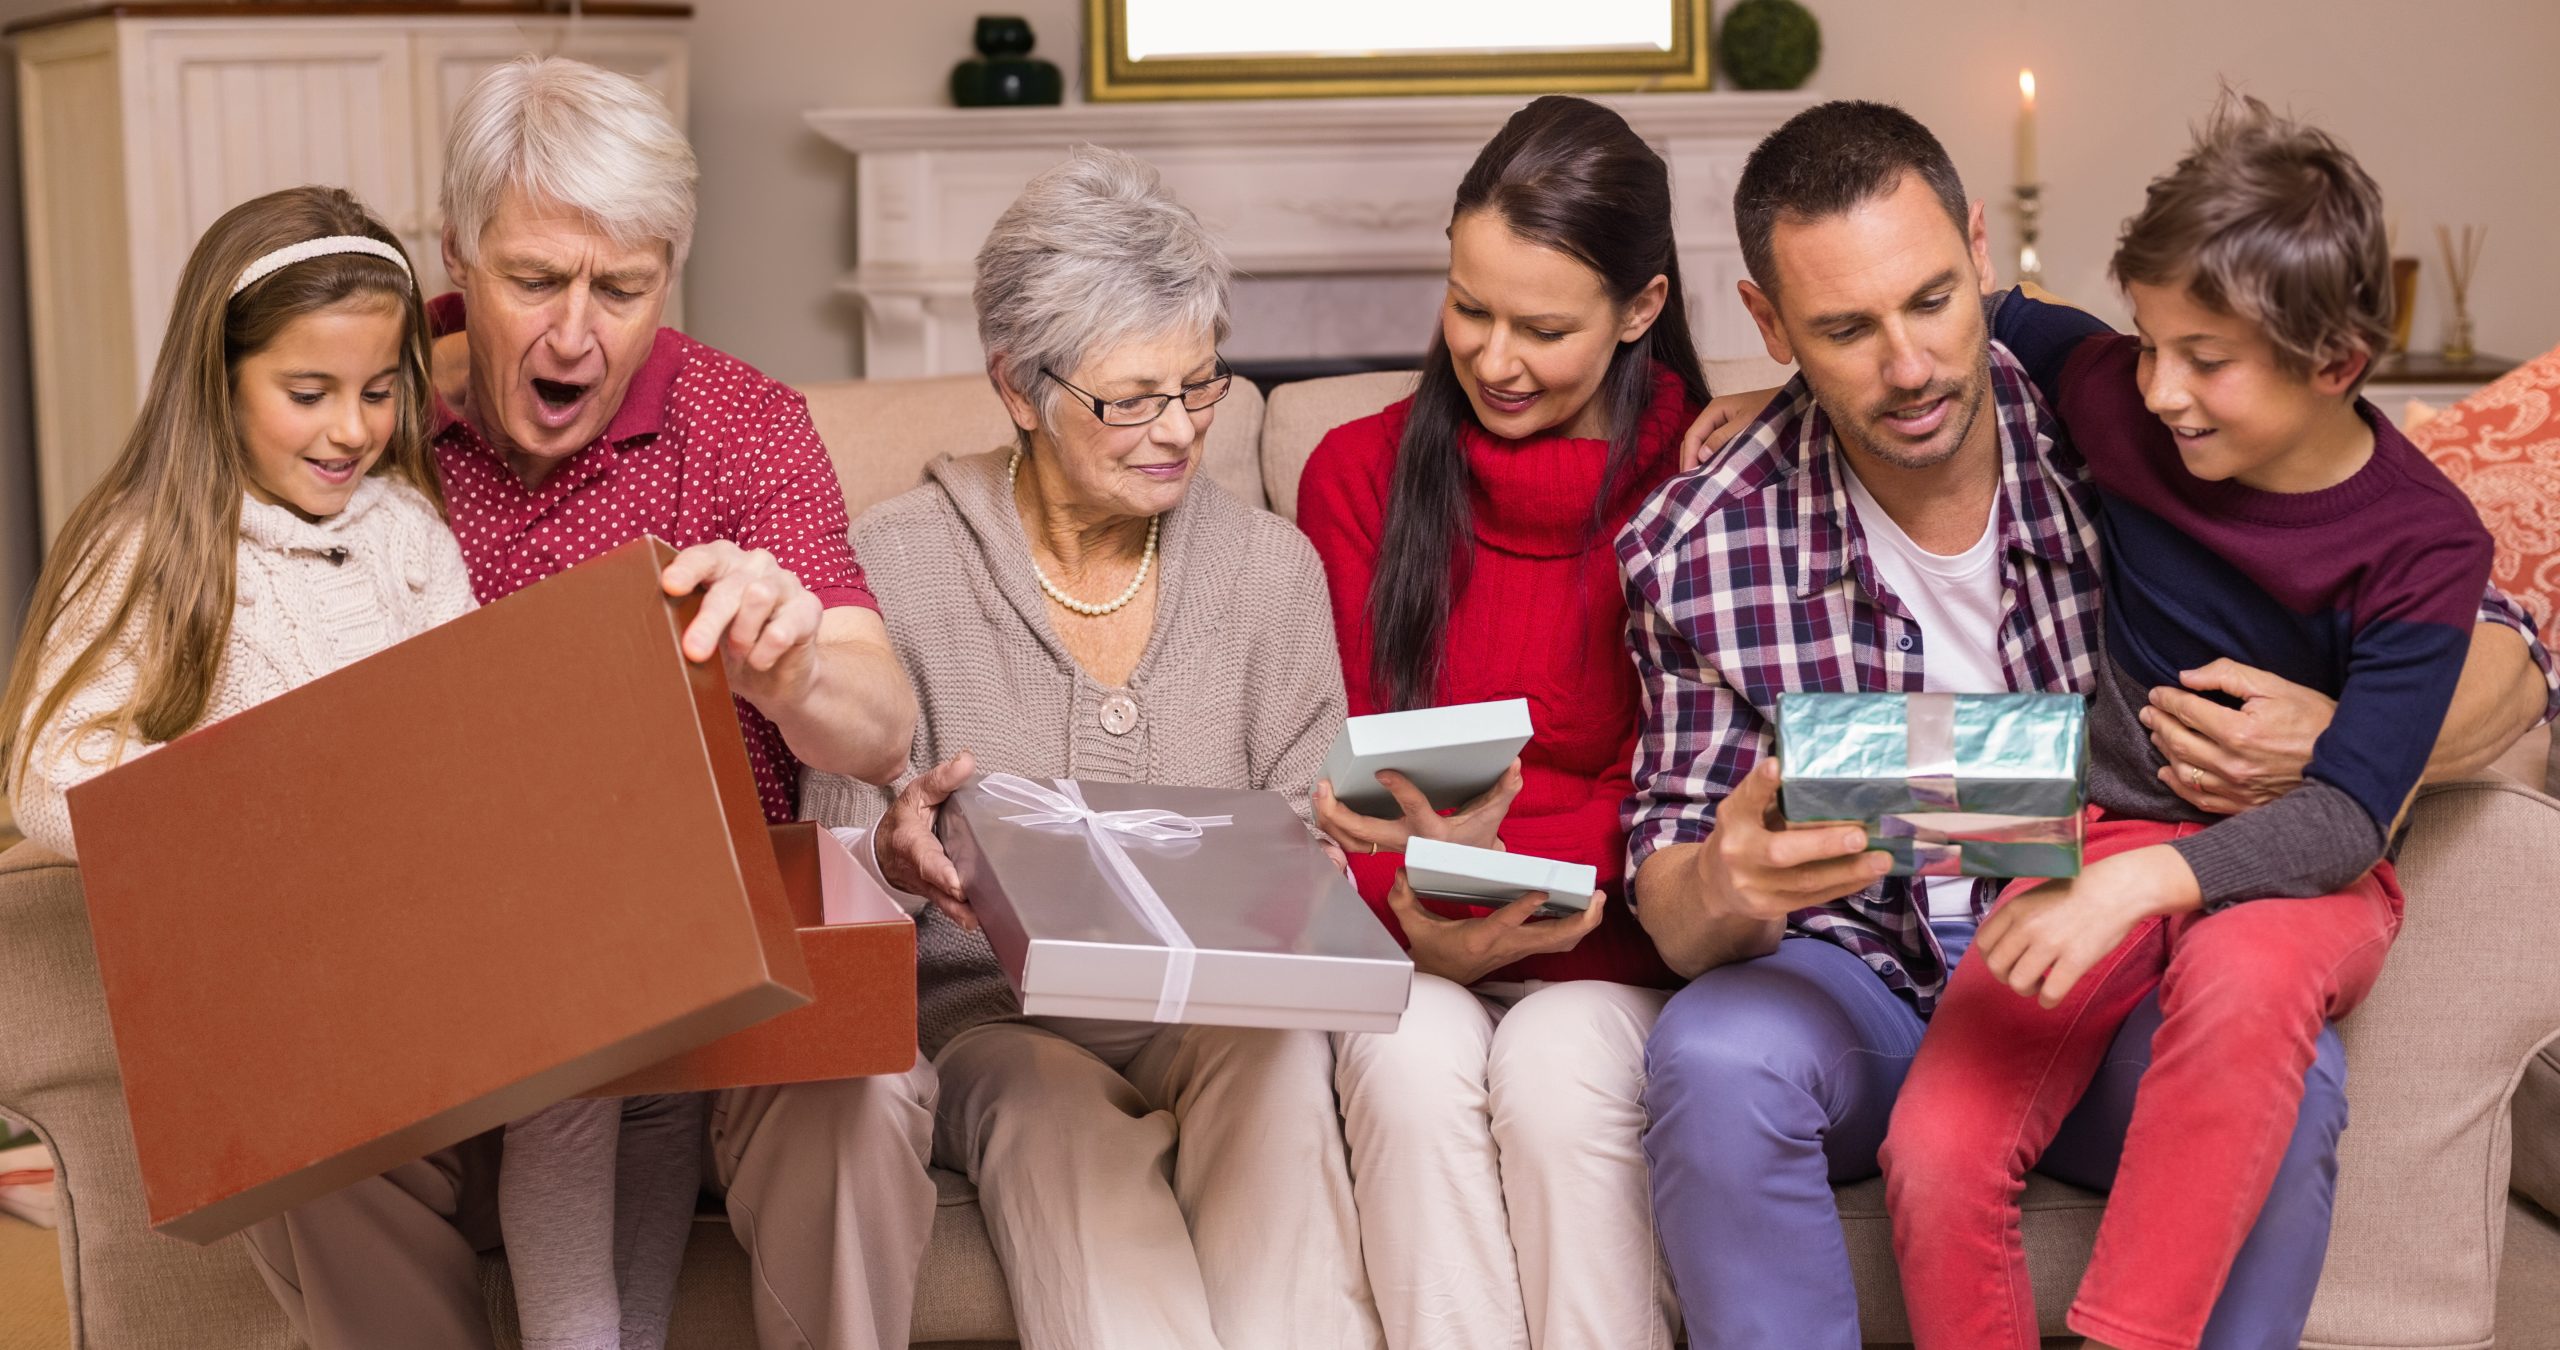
1044;360;1234;427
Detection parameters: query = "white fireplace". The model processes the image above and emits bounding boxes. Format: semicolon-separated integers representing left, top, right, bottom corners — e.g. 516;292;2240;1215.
805;92;1819;379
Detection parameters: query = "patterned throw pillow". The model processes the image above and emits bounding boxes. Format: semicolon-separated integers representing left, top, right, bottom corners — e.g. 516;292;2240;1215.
2406;344;2560;631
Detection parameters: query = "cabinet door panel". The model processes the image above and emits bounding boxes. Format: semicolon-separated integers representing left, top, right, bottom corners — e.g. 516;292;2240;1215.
136;24;419;371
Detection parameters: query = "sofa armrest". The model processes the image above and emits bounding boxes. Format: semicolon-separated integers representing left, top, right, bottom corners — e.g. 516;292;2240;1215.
2307;780;2560;1350
2517;1046;2560;1219
0;842;291;1348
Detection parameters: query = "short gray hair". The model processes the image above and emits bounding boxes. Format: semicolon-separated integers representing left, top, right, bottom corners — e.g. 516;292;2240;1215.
442;57;698;268
973;147;1232;423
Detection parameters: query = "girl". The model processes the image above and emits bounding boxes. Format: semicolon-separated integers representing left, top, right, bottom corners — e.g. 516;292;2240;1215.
0;186;696;1350
1297;95;1710;1350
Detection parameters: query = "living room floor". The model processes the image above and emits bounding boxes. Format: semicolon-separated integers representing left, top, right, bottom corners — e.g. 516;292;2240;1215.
4;1200;2557;1350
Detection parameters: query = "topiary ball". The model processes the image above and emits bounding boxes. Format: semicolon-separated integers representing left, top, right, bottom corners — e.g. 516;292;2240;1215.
1720;0;1821;91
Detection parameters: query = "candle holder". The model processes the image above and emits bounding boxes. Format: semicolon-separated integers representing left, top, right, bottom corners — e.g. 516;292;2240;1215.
2013;182;2045;286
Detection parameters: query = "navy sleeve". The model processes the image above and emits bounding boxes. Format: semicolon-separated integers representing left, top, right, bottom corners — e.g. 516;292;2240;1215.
1988;288;2116;408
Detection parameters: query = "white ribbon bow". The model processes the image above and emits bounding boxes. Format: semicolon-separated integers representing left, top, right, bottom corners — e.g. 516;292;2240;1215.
979;774;1232;1022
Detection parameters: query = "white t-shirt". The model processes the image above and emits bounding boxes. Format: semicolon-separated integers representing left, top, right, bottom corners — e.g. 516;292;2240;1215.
1840;467;2005;920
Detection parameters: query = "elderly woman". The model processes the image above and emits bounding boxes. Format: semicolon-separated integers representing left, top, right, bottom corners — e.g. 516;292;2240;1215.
804;148;1382;1350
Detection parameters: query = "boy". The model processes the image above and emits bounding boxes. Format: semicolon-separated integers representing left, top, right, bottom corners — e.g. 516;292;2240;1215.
1878;96;2495;1350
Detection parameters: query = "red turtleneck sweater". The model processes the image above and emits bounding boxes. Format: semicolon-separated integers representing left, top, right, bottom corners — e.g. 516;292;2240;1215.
1295;367;1697;988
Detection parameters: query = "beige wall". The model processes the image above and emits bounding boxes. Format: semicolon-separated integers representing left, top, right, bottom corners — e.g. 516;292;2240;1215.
683;0;1081;382
679;0;2557;382
0;0;54;690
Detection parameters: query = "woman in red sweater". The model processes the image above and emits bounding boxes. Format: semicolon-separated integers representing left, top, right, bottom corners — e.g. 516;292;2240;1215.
1299;96;1708;1350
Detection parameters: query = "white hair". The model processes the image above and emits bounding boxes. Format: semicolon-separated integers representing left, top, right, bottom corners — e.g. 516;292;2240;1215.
973;147;1232;425
441;57;698;267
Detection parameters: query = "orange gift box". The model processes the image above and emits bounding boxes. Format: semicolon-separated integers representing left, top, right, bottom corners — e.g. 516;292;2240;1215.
596;821;916;1094
67;538;816;1243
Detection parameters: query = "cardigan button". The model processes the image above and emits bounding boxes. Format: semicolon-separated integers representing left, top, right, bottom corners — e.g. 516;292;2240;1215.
1099;694;1139;737
404;562;429;591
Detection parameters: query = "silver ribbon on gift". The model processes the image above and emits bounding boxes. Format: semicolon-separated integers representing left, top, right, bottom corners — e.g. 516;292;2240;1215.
1903;692;1964;812
1880;812;2081;877
979;774;1233;1022
1885;695;2074;876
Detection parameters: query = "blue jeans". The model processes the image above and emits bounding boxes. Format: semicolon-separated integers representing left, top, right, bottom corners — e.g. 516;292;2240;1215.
1643;932;2345;1350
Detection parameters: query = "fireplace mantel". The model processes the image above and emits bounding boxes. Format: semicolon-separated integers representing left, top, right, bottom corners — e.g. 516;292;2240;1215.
806;92;1819;378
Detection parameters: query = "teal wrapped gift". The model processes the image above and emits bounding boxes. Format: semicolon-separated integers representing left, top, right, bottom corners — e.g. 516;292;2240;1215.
1775;691;2087;878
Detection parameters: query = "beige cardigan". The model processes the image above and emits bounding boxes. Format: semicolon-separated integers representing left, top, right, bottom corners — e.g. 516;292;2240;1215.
803;449;1347;1056
9;478;475;859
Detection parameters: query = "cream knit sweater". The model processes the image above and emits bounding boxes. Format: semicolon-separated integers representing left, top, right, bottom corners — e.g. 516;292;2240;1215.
803;449;1348;1057
10;476;476;859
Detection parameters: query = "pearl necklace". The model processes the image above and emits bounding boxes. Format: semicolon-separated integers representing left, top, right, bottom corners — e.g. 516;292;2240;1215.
1009;449;1158;617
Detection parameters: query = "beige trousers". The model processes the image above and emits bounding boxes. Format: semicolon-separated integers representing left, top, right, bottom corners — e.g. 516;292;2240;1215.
930;1016;1384;1350
242;1065;939;1350
1332;975;1679;1350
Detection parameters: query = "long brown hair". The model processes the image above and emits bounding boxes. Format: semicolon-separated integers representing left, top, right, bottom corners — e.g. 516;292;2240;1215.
1;186;438;788
1369;96;1710;710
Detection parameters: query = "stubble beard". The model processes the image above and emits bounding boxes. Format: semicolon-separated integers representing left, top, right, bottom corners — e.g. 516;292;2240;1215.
1820;344;1996;474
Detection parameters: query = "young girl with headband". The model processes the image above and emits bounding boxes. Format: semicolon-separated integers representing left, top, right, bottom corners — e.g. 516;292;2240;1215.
1;185;699;1350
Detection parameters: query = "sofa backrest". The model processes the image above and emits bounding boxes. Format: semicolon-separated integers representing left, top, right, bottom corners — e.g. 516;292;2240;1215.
797;354;1794;528
796;372;1268;520
1255;356;1800;522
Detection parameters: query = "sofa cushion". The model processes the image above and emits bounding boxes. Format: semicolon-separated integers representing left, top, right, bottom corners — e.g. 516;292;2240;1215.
797;373;1268;520
2407;342;2560;631
1257;357;1797;524
1260;371;1418;520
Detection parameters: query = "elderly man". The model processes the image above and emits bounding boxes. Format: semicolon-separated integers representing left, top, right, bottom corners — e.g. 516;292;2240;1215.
1617;101;2556;1350
241;58;927;1350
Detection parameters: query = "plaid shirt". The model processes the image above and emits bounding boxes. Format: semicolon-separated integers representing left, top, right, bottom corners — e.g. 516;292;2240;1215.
1616;343;2559;1016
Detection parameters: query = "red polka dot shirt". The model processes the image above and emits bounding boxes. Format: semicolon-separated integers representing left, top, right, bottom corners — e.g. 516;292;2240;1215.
428;294;879;823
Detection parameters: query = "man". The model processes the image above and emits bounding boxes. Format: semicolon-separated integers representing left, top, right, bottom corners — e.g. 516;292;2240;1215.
242;58;930;1350
1616;100;2554;1350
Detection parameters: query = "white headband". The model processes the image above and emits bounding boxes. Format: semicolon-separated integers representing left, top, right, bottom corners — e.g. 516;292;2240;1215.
230;236;413;298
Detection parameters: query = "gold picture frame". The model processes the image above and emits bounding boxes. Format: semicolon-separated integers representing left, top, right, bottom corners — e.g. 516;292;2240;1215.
1085;0;1713;102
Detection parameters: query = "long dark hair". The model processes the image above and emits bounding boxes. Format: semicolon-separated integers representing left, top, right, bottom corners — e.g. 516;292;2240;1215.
1368;95;1710;711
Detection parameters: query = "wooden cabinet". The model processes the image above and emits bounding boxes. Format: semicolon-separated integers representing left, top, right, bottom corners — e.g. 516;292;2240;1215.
11;6;690;541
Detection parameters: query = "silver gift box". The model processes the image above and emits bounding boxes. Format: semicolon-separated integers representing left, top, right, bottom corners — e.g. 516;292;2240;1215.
939;775;1414;1033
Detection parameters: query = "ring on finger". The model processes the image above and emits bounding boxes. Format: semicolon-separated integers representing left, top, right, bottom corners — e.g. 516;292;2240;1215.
2187;763;2206;789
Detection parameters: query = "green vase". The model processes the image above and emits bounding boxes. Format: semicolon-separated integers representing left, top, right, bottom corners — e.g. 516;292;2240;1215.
1720;0;1821;91
951;14;1063;107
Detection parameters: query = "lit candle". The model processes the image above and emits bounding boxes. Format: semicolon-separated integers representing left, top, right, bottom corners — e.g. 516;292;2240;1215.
2017;69;2039;186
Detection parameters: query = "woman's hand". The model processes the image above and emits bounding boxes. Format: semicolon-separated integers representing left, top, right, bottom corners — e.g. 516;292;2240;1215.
1679;386;1785;471
1384;870;1607;986
874;751;980;932
1313;759;1524;857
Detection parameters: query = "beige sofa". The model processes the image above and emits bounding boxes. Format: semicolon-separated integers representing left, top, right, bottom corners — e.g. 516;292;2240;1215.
5;365;2557;1349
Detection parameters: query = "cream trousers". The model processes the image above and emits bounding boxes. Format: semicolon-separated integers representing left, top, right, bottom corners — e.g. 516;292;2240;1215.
1333;974;1679;1350
930;1016;1384;1350
243;1069;941;1350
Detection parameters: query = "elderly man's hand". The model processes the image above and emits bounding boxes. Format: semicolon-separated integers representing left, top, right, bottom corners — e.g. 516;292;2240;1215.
2141;658;2335;815
662;542;827;700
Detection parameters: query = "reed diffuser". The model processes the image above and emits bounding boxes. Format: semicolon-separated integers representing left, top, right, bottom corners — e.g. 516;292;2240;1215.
2437;223;2486;364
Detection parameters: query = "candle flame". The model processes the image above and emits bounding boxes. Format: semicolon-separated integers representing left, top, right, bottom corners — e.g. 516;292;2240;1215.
2020;69;2036;104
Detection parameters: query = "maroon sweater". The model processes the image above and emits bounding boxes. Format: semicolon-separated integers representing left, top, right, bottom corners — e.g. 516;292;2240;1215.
1296;367;1696;987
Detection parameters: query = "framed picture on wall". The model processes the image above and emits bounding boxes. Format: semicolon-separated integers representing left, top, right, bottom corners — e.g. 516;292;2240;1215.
1084;0;1712;101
